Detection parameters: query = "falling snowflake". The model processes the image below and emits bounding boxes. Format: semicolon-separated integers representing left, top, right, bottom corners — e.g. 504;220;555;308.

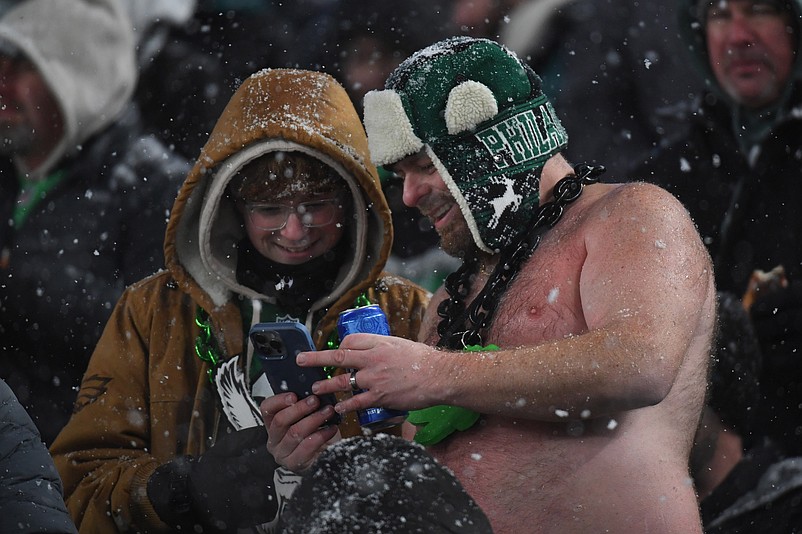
547;287;560;303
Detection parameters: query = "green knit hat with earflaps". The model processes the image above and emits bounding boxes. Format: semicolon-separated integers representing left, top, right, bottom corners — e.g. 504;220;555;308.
363;36;568;254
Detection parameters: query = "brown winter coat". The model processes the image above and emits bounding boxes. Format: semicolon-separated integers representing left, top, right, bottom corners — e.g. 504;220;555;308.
50;69;430;533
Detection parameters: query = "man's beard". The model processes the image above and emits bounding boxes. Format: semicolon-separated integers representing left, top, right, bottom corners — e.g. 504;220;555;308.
418;192;481;260
438;215;480;260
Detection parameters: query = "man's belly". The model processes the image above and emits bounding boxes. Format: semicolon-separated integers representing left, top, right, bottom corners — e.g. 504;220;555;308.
427;413;701;534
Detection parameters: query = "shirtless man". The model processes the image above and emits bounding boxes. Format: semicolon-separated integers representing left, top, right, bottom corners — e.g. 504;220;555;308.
264;37;716;533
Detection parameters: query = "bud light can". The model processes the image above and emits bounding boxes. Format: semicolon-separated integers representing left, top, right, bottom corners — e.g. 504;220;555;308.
337;304;407;430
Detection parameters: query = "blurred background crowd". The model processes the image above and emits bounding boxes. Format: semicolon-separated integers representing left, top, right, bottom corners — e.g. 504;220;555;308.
127;0;706;287
2;0;802;532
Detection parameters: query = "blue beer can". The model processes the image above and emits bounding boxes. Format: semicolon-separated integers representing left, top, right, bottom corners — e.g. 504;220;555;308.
337;304;407;430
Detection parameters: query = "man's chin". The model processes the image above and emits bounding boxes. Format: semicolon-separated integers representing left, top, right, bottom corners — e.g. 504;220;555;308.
439;233;479;260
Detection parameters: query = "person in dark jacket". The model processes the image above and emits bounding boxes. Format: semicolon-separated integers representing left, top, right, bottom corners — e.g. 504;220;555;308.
692;293;802;532
0;0;188;445
629;0;802;458
0;377;77;534
122;0;229;160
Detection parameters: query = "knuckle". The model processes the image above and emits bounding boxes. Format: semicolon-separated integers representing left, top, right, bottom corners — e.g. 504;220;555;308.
287;425;305;442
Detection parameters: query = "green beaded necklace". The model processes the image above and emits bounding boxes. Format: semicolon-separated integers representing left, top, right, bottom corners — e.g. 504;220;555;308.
194;307;221;384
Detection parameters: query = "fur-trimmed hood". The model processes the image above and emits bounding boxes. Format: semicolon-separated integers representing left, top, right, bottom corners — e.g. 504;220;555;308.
164;68;393;331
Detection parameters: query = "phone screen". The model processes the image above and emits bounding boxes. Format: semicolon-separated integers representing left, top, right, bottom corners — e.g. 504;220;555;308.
249;322;340;425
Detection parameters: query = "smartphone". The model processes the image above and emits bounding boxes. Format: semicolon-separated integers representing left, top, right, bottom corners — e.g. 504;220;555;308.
249;322;341;425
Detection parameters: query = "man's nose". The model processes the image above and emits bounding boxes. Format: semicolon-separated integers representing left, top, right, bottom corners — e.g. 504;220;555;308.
727;12;758;45
401;173;429;208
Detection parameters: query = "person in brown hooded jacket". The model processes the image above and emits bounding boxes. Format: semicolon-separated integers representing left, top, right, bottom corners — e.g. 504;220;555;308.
49;68;430;533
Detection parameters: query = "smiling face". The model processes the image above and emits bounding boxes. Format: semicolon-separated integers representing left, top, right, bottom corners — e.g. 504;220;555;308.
390;150;479;259
231;152;349;265
240;193;347;265
704;0;797;108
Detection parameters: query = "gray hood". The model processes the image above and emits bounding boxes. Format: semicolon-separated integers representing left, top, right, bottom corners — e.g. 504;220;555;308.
121;0;195;38
0;0;137;177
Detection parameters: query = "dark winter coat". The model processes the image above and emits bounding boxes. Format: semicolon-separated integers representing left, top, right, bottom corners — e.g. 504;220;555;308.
629;19;802;457
279;435;492;533
50;68;430;533
0;108;188;446
0;0;189;446
0;377;78;534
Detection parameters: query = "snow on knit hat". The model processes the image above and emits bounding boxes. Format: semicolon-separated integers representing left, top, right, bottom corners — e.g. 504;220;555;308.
363;36;568;253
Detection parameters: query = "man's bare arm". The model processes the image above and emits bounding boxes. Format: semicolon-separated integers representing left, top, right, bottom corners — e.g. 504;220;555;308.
303;183;715;421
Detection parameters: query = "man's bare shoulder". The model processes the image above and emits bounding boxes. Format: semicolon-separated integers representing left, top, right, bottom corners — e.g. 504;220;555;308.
586;180;686;211
575;179;713;308
580;180;697;237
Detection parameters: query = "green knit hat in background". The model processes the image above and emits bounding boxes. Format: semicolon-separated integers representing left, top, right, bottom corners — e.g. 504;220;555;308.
363;36;568;254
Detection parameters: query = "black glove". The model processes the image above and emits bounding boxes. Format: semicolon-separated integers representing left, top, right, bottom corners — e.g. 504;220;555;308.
147;426;282;533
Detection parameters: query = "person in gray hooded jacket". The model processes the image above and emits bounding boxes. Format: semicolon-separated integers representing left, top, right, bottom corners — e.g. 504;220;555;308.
0;0;188;445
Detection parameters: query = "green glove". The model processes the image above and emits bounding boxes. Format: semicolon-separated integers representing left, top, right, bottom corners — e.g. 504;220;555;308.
407;344;499;446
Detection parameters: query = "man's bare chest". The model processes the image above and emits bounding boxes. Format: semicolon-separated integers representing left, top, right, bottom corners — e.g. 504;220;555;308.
427;226;589;348
490;238;587;346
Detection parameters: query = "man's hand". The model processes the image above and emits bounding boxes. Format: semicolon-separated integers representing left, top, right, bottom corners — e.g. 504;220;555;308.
297;333;444;415
261;393;340;472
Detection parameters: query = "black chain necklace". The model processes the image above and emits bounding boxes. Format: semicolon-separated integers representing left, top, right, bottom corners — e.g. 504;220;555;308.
436;163;605;349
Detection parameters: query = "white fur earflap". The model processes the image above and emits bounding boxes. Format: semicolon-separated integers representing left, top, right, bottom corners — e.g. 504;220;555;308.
363;89;424;166
445;81;498;135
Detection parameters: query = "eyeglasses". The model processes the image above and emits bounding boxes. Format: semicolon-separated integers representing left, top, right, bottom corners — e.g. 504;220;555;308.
244;198;343;231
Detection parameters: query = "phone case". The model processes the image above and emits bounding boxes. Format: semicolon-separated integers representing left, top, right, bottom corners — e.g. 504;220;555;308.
249;322;340;424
